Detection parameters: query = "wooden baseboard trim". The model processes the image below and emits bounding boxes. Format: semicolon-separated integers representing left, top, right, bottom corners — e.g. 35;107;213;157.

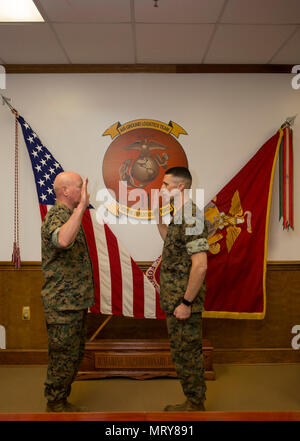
214;348;300;364
0;411;300;421
0;349;48;365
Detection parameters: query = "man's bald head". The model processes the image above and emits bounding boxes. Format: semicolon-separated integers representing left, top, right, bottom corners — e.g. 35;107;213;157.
54;172;83;210
54;172;81;195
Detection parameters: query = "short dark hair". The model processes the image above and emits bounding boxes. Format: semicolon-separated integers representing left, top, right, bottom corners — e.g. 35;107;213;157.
165;166;192;188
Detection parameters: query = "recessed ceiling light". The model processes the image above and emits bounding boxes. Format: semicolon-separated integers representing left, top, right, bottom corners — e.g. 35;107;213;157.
0;0;44;22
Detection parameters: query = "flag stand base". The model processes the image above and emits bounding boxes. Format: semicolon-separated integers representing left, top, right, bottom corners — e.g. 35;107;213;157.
76;339;215;381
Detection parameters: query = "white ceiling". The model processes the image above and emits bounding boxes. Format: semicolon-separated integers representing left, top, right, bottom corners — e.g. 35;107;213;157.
0;0;299;64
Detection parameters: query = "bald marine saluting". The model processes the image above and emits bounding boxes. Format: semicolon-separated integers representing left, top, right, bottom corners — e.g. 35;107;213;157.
41;171;94;412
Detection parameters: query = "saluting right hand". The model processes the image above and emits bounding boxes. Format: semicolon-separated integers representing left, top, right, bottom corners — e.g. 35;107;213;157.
79;177;90;210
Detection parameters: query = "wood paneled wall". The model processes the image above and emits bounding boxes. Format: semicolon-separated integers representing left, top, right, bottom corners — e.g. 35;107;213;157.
0;262;47;349
0;261;299;363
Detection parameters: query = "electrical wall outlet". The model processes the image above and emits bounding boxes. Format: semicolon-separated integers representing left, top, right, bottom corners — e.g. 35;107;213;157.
22;306;30;320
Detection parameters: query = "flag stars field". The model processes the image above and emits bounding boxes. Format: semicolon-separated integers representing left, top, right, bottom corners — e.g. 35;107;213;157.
19;115;64;208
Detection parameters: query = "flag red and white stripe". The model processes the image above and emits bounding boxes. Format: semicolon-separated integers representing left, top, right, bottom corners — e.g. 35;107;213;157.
84;209;164;318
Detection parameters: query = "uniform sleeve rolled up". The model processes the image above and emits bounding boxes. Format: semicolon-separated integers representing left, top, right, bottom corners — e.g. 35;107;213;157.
186;237;209;255
51;227;74;249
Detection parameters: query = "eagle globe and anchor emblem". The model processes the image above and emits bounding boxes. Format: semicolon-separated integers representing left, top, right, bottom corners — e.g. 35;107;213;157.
120;137;169;188
102;119;189;219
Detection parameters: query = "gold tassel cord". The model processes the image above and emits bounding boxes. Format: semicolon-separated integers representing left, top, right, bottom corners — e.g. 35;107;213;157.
1;95;21;267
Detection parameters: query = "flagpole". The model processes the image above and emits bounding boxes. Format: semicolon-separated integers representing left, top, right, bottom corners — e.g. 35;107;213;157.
89;315;112;342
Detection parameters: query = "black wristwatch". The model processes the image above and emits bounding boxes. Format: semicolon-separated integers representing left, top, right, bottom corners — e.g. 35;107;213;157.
182;298;192;307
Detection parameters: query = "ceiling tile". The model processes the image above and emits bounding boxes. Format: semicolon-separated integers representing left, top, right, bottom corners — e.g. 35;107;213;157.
135;0;225;23
0;24;68;63
271;27;300;63
136;24;215;63
38;0;131;23
205;24;297;63
53;23;135;63
221;0;300;24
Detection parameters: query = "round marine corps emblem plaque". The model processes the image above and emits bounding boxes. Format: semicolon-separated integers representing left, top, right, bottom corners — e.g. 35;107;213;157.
102;119;189;219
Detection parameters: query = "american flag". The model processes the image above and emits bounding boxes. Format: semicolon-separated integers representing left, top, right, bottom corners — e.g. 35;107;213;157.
18;114;164;319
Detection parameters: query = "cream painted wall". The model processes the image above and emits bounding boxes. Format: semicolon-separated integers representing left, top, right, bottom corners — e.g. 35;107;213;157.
0;73;299;261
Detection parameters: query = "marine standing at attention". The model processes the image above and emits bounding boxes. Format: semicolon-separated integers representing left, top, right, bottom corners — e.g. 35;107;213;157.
157;167;209;412
41;171;94;412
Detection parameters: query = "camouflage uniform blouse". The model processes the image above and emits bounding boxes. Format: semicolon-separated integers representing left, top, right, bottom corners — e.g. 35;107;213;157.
41;201;94;323
160;199;209;314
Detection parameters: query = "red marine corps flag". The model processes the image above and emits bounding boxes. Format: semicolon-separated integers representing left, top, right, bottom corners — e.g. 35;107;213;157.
203;129;283;318
147;128;286;319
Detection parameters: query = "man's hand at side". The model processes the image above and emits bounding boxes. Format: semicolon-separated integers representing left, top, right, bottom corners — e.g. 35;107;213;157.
174;303;191;320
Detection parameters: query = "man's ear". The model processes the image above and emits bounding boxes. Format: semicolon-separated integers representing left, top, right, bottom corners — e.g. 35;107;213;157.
178;182;185;191
62;186;68;197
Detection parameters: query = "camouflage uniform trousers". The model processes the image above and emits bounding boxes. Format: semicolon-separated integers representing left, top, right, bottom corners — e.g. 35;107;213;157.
45;309;88;403
166;312;206;405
